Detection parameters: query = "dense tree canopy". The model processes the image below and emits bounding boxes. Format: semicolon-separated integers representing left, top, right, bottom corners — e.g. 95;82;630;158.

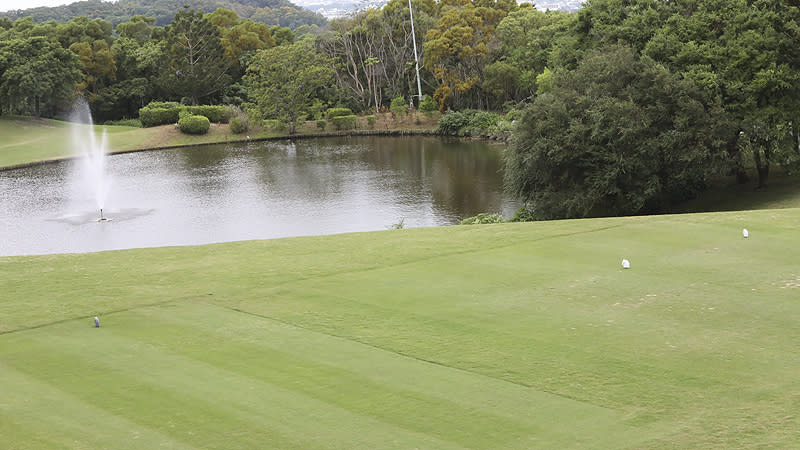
162;8;231;105
505;46;730;219
0;36;82;117
246;37;334;133
0;0;326;29
1;0;798;219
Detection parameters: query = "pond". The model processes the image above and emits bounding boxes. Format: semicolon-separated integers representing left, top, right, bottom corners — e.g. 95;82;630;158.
1;136;518;256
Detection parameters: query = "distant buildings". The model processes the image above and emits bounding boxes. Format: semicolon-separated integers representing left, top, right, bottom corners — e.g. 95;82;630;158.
294;0;582;19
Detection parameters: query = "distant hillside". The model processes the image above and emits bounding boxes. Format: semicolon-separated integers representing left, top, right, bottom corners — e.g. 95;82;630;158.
0;0;327;28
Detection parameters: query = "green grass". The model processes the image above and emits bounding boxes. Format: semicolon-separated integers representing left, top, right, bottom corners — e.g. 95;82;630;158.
0;116;152;167
2;209;800;448
0;113;441;169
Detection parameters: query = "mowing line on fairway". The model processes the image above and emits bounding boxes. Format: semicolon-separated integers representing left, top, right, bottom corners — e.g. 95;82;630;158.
0;296;193;337
258;222;628;292
223;304;607;406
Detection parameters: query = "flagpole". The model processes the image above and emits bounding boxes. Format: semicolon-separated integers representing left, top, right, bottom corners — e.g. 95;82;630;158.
408;0;424;106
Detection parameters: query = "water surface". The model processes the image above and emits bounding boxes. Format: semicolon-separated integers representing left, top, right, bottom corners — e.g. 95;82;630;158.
1;136;517;256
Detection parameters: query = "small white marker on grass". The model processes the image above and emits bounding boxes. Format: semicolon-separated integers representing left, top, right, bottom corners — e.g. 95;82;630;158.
94;316;100;328
743;228;749;238
621;259;631;269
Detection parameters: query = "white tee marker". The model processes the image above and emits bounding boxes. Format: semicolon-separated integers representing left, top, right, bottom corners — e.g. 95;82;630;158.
742;228;749;238
621;259;631;269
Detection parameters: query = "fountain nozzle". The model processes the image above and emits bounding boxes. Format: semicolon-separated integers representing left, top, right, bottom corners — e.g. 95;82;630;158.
98;208;110;222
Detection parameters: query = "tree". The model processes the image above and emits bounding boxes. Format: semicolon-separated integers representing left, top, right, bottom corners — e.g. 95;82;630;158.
642;0;800;187
162;8;230;105
423;0;515;111
505;46;729;219
208;9;276;77
246;38;334;134
0;36;81;117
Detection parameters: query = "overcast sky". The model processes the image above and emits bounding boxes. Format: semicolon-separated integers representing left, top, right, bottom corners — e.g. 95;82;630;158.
0;0;85;12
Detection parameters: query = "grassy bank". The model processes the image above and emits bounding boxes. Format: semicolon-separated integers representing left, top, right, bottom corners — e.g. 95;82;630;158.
2;209;800;448
0;113;440;169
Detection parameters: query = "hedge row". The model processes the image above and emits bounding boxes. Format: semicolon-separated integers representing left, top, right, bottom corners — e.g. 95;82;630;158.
139;103;233;127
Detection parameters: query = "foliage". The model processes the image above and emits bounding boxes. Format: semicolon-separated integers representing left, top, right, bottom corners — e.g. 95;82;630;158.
0;36;82;117
419;96;438;114
390;96;409;117
0;0;326;29
177;114;210;134
326;107;354;119
331;115;358;130
437;109;505;136
316;119;327;131
247;39;334;134
424;0;517;111
103;118;142;127
187;105;233;123
162;8;231;106
139;104;181;127
366;115;377;128
229;116;248;134
139;102;231;127
437;111;470;134
508;206;535;222
505;46;730;219
459;213;505;225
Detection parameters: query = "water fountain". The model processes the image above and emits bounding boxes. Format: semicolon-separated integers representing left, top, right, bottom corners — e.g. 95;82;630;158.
70;98;112;222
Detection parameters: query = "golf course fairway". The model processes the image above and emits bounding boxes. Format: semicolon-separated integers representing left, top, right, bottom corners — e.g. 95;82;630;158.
1;208;798;449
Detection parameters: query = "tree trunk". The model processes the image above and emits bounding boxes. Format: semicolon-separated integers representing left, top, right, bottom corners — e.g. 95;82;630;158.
34;96;41;118
727;128;748;184
753;146;770;188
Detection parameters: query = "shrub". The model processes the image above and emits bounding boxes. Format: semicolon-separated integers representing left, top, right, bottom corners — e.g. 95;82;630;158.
390;96;408;117
316;120;327;131
103;118;141;127
509;206;535;222
487;119;514;140
264;120;287;132
242;102;263;128
326;107;353;119
438;110;506;136
139;102;233;127
437;111;469;134
139;105;181;127
459;213;505;225
147;101;181;110
188;105;233;123
465;110;501;133
419;96;438;114
177;114;210;135
366;115;377;128
230;117;248;134
332;115;358;130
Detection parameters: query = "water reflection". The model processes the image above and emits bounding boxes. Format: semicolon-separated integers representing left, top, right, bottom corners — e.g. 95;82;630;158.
1;136;517;256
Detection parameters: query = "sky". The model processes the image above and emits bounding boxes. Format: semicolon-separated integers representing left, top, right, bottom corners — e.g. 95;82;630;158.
0;0;86;12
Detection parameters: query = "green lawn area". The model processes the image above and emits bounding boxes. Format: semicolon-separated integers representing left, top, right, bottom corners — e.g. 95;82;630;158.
0;114;439;168
2;209;799;449
0;116;154;167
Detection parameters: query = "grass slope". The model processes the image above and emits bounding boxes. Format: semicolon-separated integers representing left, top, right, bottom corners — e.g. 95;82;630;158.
0;114;440;169
2;209;799;448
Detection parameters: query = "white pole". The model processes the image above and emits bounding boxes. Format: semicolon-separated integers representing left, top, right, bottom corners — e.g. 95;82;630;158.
408;0;424;106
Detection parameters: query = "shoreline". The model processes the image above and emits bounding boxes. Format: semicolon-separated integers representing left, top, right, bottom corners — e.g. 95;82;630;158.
0;128;448;172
